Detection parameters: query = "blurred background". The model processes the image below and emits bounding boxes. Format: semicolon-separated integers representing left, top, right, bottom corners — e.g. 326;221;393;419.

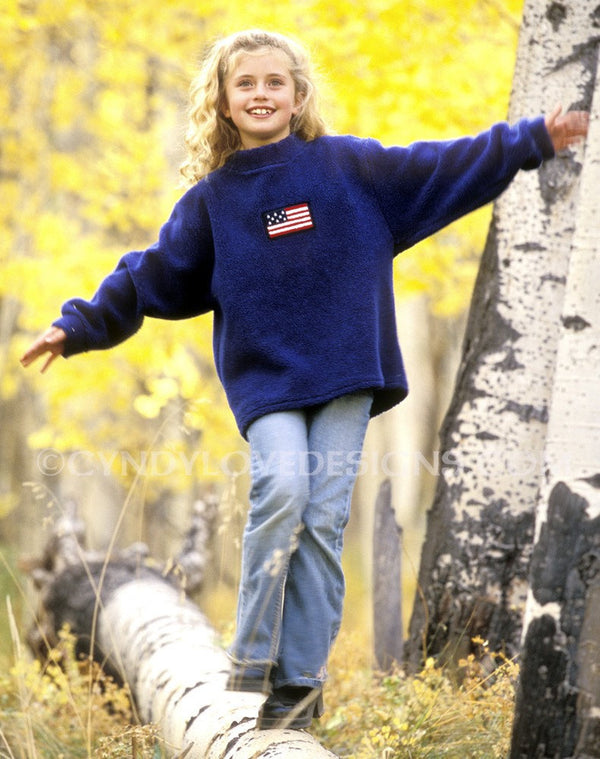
0;0;523;665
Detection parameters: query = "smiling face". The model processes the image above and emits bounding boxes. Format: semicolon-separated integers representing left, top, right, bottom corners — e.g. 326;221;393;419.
222;49;301;149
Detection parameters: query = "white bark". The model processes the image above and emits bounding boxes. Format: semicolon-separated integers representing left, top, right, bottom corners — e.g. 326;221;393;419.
440;0;589;604
406;0;594;667
511;39;600;757
29;500;337;758
98;578;337;758
526;45;600;613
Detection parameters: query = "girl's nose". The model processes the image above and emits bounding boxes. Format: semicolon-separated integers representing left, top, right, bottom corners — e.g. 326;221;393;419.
254;82;268;98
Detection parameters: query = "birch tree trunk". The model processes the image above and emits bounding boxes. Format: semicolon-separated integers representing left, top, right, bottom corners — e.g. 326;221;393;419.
29;500;337;759
372;479;403;671
405;0;595;671
510;45;600;758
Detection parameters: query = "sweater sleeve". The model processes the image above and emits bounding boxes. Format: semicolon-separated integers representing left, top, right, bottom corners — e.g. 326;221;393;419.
53;183;215;357
363;116;555;254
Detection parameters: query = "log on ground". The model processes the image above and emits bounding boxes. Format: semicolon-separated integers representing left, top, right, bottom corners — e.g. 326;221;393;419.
26;502;338;758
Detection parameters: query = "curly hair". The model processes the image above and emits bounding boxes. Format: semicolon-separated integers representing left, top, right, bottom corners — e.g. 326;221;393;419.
180;29;330;185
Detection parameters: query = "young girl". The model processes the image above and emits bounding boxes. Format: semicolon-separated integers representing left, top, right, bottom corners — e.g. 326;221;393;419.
22;29;588;730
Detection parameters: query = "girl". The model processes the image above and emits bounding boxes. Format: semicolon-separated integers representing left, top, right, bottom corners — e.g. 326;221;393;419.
22;29;588;730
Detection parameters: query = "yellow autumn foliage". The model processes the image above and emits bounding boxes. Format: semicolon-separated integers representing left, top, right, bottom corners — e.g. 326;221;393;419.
1;0;523;487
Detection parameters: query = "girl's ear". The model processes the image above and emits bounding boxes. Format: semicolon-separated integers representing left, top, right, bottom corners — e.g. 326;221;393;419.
292;91;305;117
221;100;231;119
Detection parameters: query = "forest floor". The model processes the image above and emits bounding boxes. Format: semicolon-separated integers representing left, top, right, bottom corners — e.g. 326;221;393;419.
0;536;516;758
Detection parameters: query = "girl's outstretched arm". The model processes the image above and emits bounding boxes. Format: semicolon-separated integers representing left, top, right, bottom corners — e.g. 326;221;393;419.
545;104;589;152
21;326;67;373
20;184;215;369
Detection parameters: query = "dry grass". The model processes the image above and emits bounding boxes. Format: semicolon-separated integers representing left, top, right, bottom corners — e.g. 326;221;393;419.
0;590;517;759
0;525;516;759
313;634;517;758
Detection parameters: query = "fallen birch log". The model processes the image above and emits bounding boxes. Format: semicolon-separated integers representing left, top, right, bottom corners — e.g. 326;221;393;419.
27;499;338;758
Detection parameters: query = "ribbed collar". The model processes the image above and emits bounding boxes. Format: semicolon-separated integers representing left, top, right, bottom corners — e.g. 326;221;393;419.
222;133;306;173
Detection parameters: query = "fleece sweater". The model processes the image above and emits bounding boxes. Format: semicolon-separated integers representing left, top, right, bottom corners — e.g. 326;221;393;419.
54;119;554;436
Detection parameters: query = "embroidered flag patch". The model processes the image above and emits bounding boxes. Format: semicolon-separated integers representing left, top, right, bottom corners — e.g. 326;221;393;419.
263;203;314;239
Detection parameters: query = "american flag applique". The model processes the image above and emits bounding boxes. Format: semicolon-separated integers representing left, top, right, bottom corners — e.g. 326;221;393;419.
263;202;314;239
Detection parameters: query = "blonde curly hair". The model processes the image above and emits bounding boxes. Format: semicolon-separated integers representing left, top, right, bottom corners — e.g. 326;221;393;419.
180;29;329;185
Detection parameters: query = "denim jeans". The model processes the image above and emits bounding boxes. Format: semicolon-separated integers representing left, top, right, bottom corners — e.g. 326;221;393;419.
228;391;373;689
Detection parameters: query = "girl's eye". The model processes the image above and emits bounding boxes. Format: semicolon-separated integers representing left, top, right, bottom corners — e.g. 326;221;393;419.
269;79;284;87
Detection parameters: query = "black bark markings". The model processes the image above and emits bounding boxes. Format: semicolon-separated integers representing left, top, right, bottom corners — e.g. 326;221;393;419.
581;474;600;489
223;720;257;756
176;680;208;707
530;482;587;606
512;482;600;757
540;272;566;288
502;399;549;424
510;613;576;757
546;2;567;33
548;37;599;114
561;314;591;331
514;241;547;253
538;159;583;217
185;704;210;732
475;430;500;441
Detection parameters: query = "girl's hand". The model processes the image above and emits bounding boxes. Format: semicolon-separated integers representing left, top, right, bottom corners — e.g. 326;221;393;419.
20;326;67;373
545;104;589;152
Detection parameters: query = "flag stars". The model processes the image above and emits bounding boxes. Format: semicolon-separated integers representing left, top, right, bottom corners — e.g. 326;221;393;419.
263;202;314;239
267;210;288;224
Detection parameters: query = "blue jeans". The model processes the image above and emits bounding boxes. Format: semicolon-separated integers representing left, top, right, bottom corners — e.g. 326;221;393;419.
229;391;373;689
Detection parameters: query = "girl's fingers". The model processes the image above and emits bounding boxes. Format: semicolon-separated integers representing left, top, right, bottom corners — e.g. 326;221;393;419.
545;105;589;152
41;351;60;374
545;103;562;133
550;103;562;121
20;327;66;370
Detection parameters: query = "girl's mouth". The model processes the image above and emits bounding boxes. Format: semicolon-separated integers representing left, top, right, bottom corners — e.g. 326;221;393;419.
248;108;274;116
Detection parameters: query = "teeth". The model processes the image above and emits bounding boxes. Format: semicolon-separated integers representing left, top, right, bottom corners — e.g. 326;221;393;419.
250;108;272;115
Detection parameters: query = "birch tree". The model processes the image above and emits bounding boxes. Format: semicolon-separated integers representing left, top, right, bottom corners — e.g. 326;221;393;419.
29;499;337;759
510;49;600;758
405;0;594;670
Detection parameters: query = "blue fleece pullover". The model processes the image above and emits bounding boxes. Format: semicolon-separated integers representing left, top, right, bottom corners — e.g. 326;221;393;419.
54;119;554;436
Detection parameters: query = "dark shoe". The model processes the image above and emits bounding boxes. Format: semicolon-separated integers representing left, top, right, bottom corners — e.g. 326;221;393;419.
226;665;273;694
256;686;324;730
